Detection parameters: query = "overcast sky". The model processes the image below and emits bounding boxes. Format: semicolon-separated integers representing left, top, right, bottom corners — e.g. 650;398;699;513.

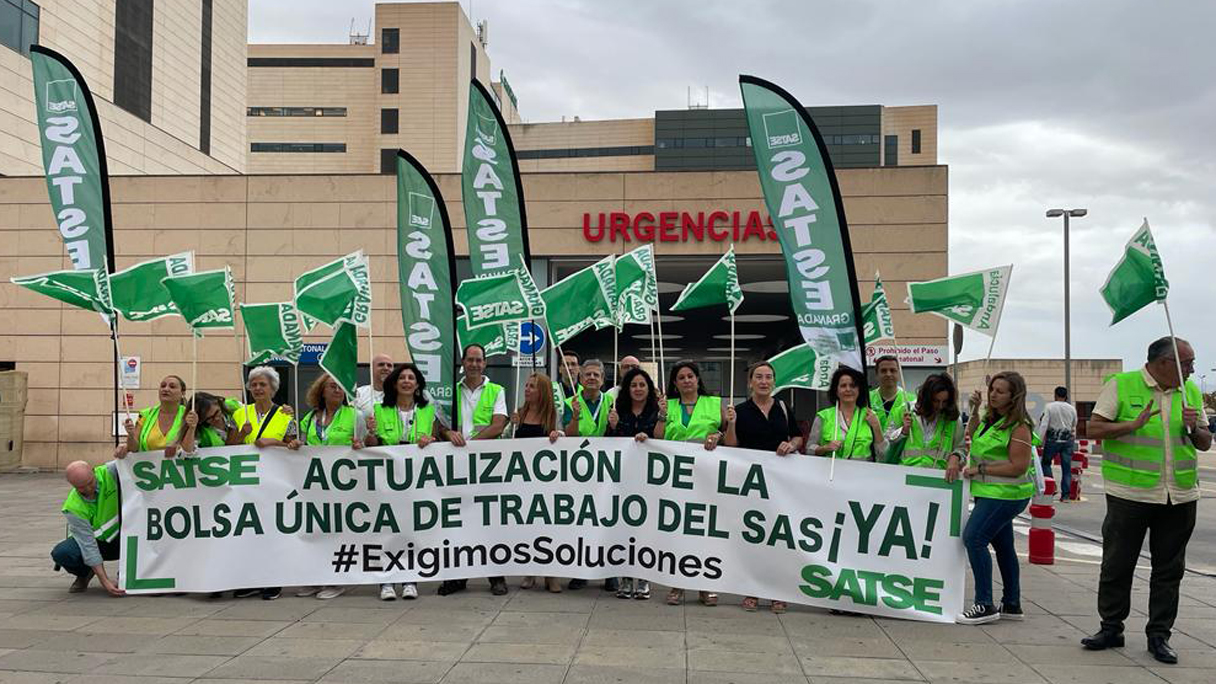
250;0;1216;380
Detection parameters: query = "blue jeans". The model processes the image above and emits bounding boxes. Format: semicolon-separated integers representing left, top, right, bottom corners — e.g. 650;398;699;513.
963;496;1029;608
51;537;119;578
1041;439;1074;498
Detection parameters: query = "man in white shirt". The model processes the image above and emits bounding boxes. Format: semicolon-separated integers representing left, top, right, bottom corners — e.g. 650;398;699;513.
439;344;509;597
1037;386;1078;501
354;354;395;414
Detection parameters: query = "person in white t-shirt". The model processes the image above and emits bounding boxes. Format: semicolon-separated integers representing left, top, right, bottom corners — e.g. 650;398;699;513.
354;353;395;414
1037;386;1078;501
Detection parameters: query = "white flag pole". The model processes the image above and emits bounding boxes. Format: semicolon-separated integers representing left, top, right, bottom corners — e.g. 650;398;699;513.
613;323;620;388
190;332;198;414
1162;300;1190;408
656;306;668;384
111;329;134;425
514;322;524;414
729;310;736;403
648;309;657;370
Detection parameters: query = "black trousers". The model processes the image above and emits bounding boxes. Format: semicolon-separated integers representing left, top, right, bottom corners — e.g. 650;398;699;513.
1098;494;1197;639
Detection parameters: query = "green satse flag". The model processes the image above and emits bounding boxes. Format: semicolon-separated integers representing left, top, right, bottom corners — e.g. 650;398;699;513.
240;302;304;365
907;265;1012;337
110;252;194;321
294;252;366;330
1100;220;1169;325
30;47;112;296
614;245;659;327
768;344;835;393
740;76;863;368
462;80;528;277
455;268;545;330
160;268;235;334
542;256;616;347
10;268;110;313
397;150;458;418
458;313;508;357
295;253;371;329
320;321;359;400
671;248;743;314
861;273;896;345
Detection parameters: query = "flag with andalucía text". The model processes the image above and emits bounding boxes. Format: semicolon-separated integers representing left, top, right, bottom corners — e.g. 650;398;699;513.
320;321;359;400
614;244;658;327
10;268;111;315
110;252;194;322
240;302;304;365
767;344;835;392
906;265;1012;337
455;268;546;330
671;247;743;314
542;256;617;347
294;251;371;330
160;267;236;334
861;272;896;345
1100;219;1169;325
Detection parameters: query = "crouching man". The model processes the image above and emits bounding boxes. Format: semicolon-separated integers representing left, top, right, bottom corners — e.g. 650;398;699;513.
51;445;128;596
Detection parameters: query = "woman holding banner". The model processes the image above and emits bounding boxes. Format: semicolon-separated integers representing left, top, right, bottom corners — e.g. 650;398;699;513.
178;392;239;453
724;361;802;613
363;364;441;449
607;367;665;601
123;375;189;456
810;367;885;460
510;372;563;593
950;371;1035;625
299;374;367;448
884;373;965;470
663;361;725;607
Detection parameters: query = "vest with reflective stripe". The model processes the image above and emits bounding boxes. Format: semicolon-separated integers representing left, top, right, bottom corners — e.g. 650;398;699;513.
1101;371;1200;490
816;406;876;460
565;392;611;437
456;381;504;438
233;404;293;444
665;396;722;443
870;388;914;431
968;419;1035;500
62;465;120;543
300;405;357;446
900;415;958;469
373;403;436;445
137;404;186;451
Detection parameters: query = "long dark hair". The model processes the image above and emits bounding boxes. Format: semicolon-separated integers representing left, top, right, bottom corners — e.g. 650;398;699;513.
382;363;429;408
984;371;1031;431
192;392;229;428
666;360;714;398
616;368;659;417
828;366;870;407
915;373;959;421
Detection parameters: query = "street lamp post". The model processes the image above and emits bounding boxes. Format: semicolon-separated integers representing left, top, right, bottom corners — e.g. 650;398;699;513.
1046;208;1087;403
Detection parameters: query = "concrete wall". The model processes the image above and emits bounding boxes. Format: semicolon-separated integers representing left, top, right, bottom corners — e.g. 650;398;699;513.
956;358;1123;407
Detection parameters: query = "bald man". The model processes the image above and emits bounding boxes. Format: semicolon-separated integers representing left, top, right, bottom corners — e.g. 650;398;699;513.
355;353;395;414
605;355;642;403
51;446;128;596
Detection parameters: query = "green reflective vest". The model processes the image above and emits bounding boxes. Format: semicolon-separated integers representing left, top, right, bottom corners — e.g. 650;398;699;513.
300;405;358;446
373;403;436;445
665;396;722;443
62;464;119;543
870;388;915;431
1102;371;1200;490
816;406;877;460
898;415;959;469
565;392;611;437
233;404;293;444
136;404;186;451
969;419;1035;500
455;380;504;438
197;425;227;448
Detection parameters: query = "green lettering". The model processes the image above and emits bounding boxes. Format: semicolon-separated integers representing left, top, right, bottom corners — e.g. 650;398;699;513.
878;506;918;559
798;564;832;599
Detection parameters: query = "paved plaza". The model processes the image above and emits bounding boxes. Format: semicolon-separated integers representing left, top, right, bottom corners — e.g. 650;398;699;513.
2;472;1216;684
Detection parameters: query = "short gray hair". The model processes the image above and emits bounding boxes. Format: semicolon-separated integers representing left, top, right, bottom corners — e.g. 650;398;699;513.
582;359;605;373
1147;336;1189;363
247;365;281;393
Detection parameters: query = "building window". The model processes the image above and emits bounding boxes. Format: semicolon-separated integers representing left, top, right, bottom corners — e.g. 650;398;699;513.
113;0;154;123
470;42;477;80
380;148;397;174
381;108;398;134
199;0;213;155
0;0;39;56
884;135;898;166
911;129;922;155
516;145;655;160
250;142;347;153
246;106;347;117
381;68;398;94
381;27;399;54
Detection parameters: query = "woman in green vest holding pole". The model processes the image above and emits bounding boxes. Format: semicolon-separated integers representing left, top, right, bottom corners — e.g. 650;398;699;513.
179;392;239;453
810;367;885;460
364;363;441;449
122;374;189;456
298;374;367;448
663;360;726;607
953;371;1035;625
884;373;965;470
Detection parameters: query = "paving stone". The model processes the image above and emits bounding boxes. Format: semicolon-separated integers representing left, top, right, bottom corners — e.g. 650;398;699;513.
243;636;365;659
274;620;387;640
580;628;685;649
564;664;689;684
377;621;487;642
902;641;1021;663
686;614;787;636
460;641;575;664
315;658;450;683
690;673;812;684
27;631;154;654
0;674;79;684
587;611;687;631
353;639;470;661
789;636;904;659
66;675;192;684
689;648;804;675
0;615;103;632
1006;644;1138;666
439;661;566;684
477;624;583;645
490;610;590;629
574;644;686;670
913;660;1047;683
1145;667;1216;684
90;616;199;635
200;655;343;681
93;653;229;678
139;634;262;656
799;656;922;681
172;618;290;638
0;631;61;649
209;601;321;622
1026;663;1165;684
686;632;793;653
299;605;403;624
0;650;116;674
394;608;496;627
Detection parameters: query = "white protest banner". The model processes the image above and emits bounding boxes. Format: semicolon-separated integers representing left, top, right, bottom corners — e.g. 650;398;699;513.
117;438;969;622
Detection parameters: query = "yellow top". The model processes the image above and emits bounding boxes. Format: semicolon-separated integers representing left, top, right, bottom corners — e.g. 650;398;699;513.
140;419;168;450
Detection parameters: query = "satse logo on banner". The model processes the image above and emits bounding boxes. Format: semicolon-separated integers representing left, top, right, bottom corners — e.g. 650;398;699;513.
762;109;802;149
45;79;78;113
408;192;434;229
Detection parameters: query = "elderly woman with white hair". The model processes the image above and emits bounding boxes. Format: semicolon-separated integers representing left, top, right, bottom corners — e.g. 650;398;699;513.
233;366;299;449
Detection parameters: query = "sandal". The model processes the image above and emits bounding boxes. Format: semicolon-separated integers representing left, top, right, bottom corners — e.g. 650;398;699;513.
666;588;684;605
770;600;788;614
741;596;759;612
545;577;562;593
519;576;536;590
699;591;718;607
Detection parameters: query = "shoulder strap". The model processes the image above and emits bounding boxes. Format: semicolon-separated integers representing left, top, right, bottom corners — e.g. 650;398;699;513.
255;406;279;441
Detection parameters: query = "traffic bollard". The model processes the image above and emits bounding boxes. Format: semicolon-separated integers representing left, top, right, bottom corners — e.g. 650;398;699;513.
1029;477;1056;565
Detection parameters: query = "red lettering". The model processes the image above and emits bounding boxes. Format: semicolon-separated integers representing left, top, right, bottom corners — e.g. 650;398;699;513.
681;212;705;242
608;212;630;243
708;211;730;241
657;212;677;243
742;211;767;241
732;211;741;241
583;213;605;242
629;212;655;243
659;215;679;242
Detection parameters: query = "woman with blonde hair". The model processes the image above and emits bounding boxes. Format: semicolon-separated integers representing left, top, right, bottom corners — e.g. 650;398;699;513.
123;375;189;456
509;371;563;592
298;373;366;447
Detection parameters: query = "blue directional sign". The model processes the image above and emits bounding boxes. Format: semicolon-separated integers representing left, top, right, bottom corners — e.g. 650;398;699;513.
518;321;546;355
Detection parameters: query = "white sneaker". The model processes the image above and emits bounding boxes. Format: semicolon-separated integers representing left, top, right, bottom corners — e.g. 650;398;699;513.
295;586;320;597
316;586;346;600
379;583;397;601
401;583;418;600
